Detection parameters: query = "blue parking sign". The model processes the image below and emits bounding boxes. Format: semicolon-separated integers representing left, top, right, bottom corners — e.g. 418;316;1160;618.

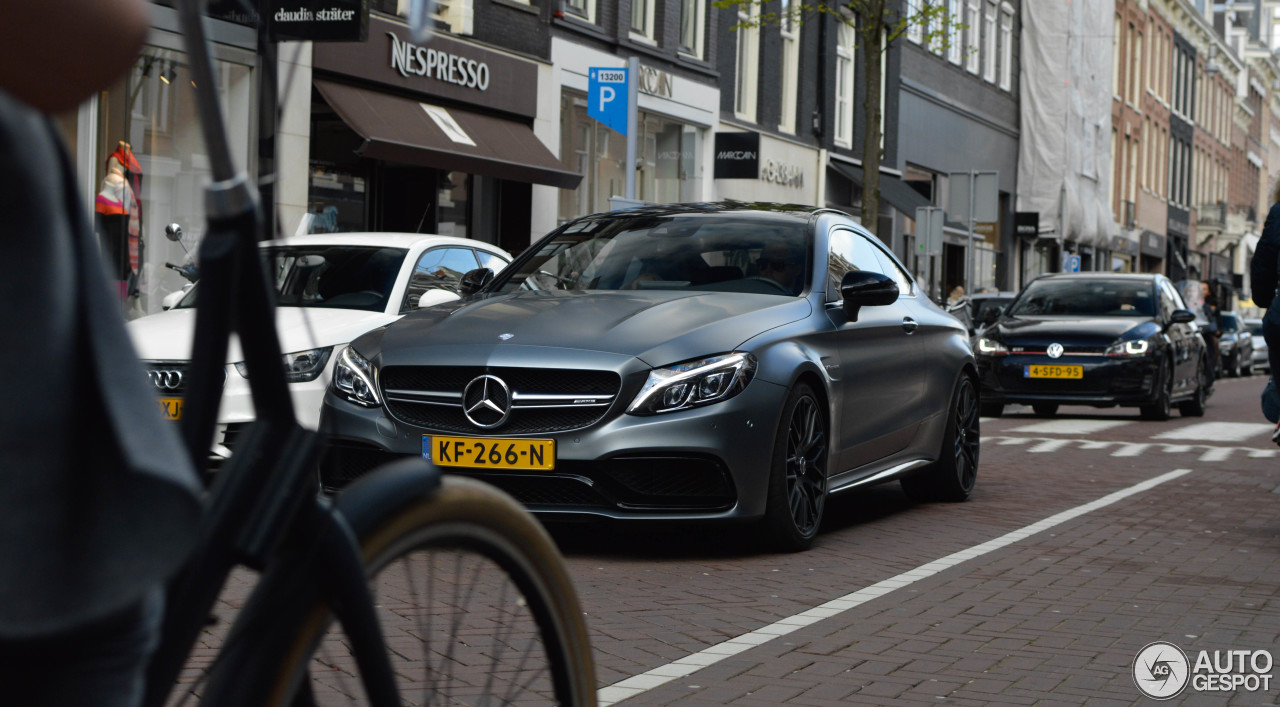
1063;254;1081;273
588;67;629;135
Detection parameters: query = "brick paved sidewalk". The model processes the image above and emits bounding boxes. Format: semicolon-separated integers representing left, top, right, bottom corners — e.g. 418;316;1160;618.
613;464;1280;706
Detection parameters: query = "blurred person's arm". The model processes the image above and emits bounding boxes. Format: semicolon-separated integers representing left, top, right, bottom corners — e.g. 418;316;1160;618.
1254;203;1280;310
0;0;150;113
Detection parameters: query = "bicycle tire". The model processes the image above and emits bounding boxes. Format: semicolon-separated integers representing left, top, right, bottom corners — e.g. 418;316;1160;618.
279;475;597;706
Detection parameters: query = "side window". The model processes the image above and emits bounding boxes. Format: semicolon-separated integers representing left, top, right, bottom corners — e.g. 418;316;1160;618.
867;242;914;296
402;247;480;312
827;229;886;301
1158;281;1179;319
474;249;508;273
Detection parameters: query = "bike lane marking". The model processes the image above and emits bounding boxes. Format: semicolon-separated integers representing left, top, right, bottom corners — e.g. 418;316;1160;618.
596;468;1194;706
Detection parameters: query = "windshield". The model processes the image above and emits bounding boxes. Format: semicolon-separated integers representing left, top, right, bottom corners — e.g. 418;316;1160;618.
1220;313;1239;333
175;245;408;313
495;214;811;296
1008;279;1156;317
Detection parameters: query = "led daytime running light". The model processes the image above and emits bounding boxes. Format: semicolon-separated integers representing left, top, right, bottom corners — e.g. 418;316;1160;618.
332;345;381;406
628;352;756;415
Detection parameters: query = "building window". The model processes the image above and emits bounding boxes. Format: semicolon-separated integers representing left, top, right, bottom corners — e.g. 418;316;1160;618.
734;3;760;122
999;3;1013;90
982;0;997;82
947;0;962;64
965;0;980;74
631;0;654;42
679;0;705;57
1132;32;1142;105
1112;15;1121;99
835;18;855;147
907;0;923;44
779;0;799;133
565;0;594;22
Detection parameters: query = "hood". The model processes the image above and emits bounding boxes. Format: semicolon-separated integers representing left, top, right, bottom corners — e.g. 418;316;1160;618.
363;290;812;366
126;306;402;362
992;315;1152;345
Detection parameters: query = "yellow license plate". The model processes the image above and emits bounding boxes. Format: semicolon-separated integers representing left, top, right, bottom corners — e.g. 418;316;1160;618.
1025;365;1083;379
427;436;555;471
158;397;183;420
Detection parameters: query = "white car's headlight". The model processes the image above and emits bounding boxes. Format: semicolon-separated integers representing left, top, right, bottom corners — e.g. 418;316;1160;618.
628;352;756;415
331;346;381;406
235;347;333;383
1105;338;1152;357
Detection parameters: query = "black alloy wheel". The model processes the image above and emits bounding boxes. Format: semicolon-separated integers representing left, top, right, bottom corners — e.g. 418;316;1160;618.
1140;358;1173;421
902;375;980;502
762;383;828;552
1178;355;1209;417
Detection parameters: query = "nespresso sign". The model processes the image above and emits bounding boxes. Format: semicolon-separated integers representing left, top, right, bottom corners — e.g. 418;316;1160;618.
389;34;490;90
313;16;537;118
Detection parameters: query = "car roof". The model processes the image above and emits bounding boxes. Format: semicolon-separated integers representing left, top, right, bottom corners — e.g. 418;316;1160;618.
1034;272;1161;282
584;200;835;222
262;232;508;254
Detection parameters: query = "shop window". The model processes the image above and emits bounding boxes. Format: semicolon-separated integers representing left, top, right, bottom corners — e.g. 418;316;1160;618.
437;171;470;238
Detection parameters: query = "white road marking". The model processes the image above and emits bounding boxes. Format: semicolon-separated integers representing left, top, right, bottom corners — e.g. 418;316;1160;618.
597;469;1195;706
1153;421;1275;442
1029;439;1072;453
1247;449;1279;458
1006;419;1132;435
1198;447;1234;462
1111;443;1150;457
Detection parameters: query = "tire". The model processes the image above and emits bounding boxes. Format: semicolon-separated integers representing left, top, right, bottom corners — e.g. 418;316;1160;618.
1179;355;1209;417
1140;358;1173;421
284;476;597;706
762;383;828;552
1031;402;1059;417
979;401;1003;418
1229;353;1241;378
902;375;980;503
1243;358;1254;376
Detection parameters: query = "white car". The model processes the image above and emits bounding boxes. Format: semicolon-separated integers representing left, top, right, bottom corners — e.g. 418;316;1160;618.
127;232;511;462
1247;318;1269;373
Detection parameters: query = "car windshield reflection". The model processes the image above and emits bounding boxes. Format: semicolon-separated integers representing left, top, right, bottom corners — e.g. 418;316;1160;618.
174;245;409;312
1007;279;1156;317
496;214;810;297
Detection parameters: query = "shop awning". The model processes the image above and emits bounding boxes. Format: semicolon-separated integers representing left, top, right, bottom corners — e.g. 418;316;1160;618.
828;161;932;217
315;80;582;189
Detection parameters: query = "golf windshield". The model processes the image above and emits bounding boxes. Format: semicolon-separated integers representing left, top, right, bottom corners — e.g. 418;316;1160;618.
1008;279;1157;317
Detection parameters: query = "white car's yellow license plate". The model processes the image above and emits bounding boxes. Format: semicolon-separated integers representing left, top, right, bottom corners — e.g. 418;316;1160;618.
427;436;555;471
1025;365;1083;379
158;397;183;420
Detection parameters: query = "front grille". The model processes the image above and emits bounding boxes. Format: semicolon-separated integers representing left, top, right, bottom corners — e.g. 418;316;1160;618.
319;440;407;489
220;422;249;454
381;366;622;435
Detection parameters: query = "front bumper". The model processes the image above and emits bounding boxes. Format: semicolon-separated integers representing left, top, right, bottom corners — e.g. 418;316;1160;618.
318;378;790;522
976;354;1161;407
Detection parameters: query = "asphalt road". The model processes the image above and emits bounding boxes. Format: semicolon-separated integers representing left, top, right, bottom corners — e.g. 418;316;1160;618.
184;372;1280;706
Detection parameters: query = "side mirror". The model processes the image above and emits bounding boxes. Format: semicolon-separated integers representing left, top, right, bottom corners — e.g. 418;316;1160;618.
840;270;899;322
164;223;183;242
459;267;494;297
417;289;460;309
1169;309;1196;325
981;305;1004;324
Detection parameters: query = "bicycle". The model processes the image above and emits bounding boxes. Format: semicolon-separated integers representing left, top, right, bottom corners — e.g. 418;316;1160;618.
139;1;597;704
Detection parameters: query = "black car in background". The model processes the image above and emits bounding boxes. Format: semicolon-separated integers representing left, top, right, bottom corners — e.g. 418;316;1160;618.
974;273;1209;420
946;291;1020;336
1217;311;1254;377
318;203;979;551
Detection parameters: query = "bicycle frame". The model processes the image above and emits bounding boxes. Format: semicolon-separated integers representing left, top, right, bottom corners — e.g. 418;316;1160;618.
140;3;434;705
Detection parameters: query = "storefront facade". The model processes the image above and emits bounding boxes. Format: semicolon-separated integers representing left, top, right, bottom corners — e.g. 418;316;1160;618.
711;128;822;207
61;6;258;318
544;37;718;230
307;15;577;255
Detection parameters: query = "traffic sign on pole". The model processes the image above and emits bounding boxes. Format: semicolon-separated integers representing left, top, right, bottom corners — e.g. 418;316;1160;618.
588;67;629;135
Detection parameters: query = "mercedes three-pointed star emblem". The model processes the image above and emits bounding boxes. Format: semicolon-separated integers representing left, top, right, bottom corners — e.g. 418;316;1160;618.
462;374;512;429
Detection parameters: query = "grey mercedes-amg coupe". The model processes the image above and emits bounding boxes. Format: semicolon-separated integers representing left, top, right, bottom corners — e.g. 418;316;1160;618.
318;203;978;551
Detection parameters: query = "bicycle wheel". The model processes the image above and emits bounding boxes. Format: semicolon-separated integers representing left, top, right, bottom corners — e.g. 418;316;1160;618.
291;475;597;706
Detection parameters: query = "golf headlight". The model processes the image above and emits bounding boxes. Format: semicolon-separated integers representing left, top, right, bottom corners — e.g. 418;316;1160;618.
332;345;381;406
628;352;756;415
975;337;1008;356
235;347;333;383
1105;337;1152;357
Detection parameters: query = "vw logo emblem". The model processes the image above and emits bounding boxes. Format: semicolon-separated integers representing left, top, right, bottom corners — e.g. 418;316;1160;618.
462;375;512;429
148;369;184;391
1046;343;1064;359
499;333;514;341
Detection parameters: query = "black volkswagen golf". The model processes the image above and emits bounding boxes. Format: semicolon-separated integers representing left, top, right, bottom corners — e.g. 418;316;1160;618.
974;273;1210;420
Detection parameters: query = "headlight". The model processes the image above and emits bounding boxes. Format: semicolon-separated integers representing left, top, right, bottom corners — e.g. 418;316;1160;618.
331;345;381;407
1105;338;1152;357
975;337;1008;356
627;352;756;415
235;347;333;383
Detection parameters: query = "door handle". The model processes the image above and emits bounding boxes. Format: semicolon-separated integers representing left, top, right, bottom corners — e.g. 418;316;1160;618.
902;317;918;334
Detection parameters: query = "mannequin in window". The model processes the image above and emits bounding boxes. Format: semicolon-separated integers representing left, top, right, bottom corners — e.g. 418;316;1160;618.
95;148;140;297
